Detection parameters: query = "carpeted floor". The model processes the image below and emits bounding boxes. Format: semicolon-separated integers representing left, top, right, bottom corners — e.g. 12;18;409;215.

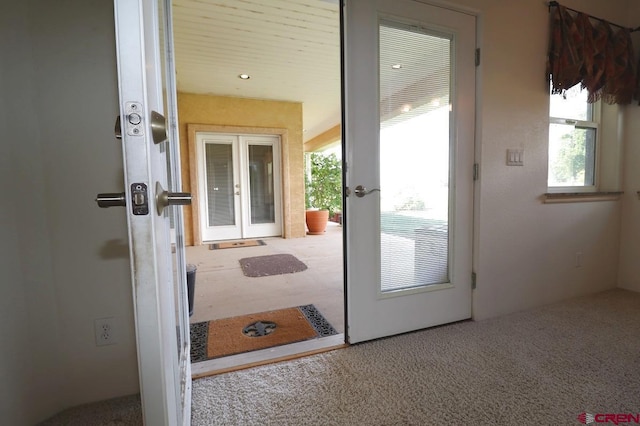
40;289;640;425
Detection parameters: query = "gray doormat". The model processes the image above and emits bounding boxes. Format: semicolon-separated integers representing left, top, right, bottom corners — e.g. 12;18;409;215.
239;253;307;277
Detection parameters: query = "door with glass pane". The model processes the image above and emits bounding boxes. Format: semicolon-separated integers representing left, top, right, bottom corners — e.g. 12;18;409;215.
197;132;282;241
345;0;475;343
111;0;191;423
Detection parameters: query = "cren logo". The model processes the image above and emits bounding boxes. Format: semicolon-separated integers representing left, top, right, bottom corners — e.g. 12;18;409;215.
578;412;595;424
577;412;640;425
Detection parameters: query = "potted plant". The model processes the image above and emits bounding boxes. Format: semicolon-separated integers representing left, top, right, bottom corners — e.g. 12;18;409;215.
305;152;342;234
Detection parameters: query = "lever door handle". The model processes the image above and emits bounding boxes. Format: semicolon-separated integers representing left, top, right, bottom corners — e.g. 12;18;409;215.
353;185;380;198
96;192;126;208
156;182;191;215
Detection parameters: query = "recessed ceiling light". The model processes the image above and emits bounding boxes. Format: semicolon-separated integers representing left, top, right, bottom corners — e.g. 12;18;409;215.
238;74;250;80
391;64;402;69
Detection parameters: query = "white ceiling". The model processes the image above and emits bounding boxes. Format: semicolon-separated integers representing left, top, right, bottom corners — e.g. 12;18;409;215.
172;0;342;142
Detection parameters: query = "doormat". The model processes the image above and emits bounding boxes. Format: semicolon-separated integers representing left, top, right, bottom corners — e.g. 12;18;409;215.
209;239;266;250
190;304;338;362
239;253;307;277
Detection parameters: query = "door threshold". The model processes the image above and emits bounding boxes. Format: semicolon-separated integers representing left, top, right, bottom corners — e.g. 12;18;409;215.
191;333;346;378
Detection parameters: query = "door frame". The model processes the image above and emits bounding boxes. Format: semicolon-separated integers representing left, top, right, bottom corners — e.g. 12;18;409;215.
188;124;292;245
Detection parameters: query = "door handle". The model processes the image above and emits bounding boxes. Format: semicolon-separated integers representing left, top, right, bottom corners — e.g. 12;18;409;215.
353;185;380;198
156;182;191;215
96;192;126;208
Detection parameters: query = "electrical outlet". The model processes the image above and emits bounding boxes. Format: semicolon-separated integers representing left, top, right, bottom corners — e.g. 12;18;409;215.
94;317;117;346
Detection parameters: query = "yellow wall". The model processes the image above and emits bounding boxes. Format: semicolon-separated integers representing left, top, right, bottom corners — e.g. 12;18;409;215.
177;92;306;245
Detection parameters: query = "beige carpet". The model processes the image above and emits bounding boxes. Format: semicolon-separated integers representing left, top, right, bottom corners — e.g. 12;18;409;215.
40;289;640;425
192;289;640;425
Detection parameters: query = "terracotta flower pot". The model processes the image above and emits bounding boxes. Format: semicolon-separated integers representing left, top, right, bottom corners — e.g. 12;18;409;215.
305;209;330;235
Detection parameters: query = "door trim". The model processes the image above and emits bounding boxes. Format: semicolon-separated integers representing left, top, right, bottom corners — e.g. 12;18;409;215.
188;124;291;245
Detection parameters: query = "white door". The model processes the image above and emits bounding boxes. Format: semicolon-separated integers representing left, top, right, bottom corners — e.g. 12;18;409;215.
197;132;283;242
111;0;191;424
345;0;476;343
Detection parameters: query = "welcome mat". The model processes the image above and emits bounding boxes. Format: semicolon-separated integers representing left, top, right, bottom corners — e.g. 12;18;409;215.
239;253;307;277
190;304;338;362
209;240;266;250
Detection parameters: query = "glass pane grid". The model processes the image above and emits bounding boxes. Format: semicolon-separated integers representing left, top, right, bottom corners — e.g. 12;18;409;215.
379;21;451;293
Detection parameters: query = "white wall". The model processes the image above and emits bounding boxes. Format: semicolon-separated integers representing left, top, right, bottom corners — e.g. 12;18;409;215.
447;0;631;319
1;1;139;423
0;3;63;424
618;1;640;292
27;0;140;408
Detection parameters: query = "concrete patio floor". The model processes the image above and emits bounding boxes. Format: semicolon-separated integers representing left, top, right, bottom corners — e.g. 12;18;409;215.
185;221;345;334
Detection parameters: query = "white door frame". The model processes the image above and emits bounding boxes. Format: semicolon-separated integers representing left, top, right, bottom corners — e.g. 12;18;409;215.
196;131;283;242
113;0;191;424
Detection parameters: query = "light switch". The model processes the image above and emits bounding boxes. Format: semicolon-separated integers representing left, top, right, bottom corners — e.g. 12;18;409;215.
507;149;524;166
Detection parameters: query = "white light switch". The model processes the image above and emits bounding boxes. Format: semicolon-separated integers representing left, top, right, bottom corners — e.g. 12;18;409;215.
507;149;524;166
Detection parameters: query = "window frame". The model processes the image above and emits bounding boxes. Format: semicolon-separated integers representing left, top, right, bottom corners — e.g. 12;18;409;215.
547;92;601;193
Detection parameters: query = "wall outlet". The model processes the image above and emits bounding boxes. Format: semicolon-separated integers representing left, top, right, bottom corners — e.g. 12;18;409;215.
94;317;117;346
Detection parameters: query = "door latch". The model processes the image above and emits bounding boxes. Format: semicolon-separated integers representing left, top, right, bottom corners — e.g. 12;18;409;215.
95;182;149;216
130;183;149;215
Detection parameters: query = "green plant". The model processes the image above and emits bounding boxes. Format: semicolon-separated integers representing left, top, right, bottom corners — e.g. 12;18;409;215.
305;152;342;217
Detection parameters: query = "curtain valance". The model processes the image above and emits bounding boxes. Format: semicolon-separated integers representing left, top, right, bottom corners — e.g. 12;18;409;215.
547;3;640;105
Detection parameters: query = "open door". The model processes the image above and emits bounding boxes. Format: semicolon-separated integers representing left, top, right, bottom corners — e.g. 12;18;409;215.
344;0;476;343
101;0;192;423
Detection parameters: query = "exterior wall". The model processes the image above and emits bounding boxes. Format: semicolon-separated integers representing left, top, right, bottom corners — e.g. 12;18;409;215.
177;92;306;245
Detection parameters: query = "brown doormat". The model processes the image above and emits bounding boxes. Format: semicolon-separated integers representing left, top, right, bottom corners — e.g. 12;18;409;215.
239;253;307;277
209;240;266;250
189;305;338;362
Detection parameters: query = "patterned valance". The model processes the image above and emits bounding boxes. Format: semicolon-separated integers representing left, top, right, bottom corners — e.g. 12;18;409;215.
547;2;640;105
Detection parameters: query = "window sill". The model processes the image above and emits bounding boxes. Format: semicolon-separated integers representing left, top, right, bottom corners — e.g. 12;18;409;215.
543;191;623;204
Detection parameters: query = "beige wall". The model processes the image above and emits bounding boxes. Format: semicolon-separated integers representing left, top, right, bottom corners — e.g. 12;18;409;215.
177;93;306;245
618;1;640;292
445;0;636;320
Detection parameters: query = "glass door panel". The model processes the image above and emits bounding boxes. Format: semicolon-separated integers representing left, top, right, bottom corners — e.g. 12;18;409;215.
205;143;236;227
379;21;451;293
248;144;276;224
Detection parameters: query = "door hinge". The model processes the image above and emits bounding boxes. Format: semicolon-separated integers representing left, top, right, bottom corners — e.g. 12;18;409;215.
475;48;481;66
471;272;477;289
473;163;479;181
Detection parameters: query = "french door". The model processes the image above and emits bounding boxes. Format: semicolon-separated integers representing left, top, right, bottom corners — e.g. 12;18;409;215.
111;0;191;424
197;132;282;242
344;0;476;343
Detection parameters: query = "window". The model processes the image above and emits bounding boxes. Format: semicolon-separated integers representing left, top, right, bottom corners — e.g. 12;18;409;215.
548;84;599;190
